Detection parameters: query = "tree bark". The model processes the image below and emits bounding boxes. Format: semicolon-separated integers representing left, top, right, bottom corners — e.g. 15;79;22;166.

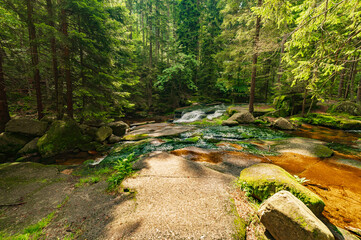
61;8;73;118
350;56;359;101
27;0;44;120
0;48;10;132
276;34;287;90
249;0;262;114
337;68;346;98
46;0;61;118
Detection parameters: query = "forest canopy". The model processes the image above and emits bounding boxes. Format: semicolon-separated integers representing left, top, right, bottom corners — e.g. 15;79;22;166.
1;0;361;131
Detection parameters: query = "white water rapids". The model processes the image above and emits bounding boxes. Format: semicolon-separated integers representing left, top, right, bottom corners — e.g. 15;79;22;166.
173;105;226;123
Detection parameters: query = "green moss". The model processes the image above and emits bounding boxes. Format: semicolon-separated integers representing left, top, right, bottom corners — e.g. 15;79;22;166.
75;176;100;188
37;120;89;157
313;145;334;158
122;133;149;141
0;211;56;240
294;113;361;130
237;163;325;215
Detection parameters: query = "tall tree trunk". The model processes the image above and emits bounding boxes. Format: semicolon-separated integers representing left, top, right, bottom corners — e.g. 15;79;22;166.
27;0;44;120
301;84;308;117
350;56;359;101
276;34;287;90
46;0;61;118
249;0;262;114
337;68;346;98
61;8;73;118
0;48;10;132
149;3;153;67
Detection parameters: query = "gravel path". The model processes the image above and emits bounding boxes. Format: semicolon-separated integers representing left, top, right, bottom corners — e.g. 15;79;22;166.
101;152;238;240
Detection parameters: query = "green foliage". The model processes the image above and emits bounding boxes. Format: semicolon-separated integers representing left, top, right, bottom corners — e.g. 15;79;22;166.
0;211;55;240
107;153;135;191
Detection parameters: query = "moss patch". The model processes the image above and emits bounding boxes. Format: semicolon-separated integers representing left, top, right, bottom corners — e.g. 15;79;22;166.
292;113;361;130
237;163;325;215
37;120;89;158
122;133;149;141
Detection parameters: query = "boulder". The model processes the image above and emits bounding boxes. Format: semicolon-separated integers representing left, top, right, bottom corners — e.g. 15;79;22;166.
235;112;255;124
273;117;294;130
0;132;30;154
221;112;240;126
18;137;39;155
107;121;129;137
328;101;361;116
95;126;113;142
108;134;123;144
37;120;88;158
258;190;334;240
79;124;98;140
5;118;48;136
238;163;325;215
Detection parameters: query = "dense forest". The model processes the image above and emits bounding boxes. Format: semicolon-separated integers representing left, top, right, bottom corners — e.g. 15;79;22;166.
1;0;361;131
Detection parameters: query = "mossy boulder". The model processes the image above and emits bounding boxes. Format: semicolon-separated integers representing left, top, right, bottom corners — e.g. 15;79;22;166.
5;118;48;136
122;133;149;141
18;137;39;155
295;113;361;130
0;132;31;154
95;126;113;142
37;120;89;157
328;101;361;116
107;121;129;137
238;163;325;215
222;113;241;126
273;93;315;117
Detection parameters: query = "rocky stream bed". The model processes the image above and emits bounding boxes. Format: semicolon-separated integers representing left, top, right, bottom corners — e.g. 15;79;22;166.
1;105;361;239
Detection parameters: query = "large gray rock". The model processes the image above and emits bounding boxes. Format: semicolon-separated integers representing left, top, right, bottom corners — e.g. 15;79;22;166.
0;132;30;154
95;126;113;142
239;163;325;215
258;191;334;240
108;121;129;137
18;137;39;155
273;117;294;130
235;112;255;124
5;118;48;136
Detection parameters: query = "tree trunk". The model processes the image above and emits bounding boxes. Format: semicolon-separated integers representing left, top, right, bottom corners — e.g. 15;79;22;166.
249;0;262;114
61;8;73;118
350;56;359;101
301;85;307;117
46;0;61;118
0;48;10;132
337;68;346;98
27;0;44;120
149;3;153;67
276;34;287;90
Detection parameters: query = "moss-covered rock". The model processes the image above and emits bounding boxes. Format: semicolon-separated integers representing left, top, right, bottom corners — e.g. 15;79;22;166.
5;118;48;136
18;137;39;155
328;101;361;116
95;126;113;142
107;121;129;137
273;93;315;117
0;132;31;154
238;163;325;215
294;113;361;130
37;120;89;158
